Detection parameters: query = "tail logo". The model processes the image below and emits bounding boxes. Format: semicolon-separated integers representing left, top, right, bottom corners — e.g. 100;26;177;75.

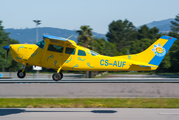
152;43;166;57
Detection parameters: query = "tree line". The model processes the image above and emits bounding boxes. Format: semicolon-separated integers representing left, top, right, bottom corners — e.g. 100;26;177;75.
0;14;179;73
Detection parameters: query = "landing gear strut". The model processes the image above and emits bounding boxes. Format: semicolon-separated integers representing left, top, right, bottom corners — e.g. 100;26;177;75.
17;66;26;78
52;72;63;81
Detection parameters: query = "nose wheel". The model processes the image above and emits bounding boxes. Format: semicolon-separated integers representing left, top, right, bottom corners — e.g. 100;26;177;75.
17;70;26;78
17;65;26;78
52;72;63;81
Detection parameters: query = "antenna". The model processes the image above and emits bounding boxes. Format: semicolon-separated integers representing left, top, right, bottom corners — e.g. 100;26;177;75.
67;35;73;40
127;50;130;55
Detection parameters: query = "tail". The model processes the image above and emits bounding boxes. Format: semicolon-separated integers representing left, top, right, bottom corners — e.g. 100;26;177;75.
118;35;177;67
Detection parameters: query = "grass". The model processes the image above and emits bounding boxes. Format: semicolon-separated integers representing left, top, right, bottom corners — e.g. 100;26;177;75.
0;98;179;108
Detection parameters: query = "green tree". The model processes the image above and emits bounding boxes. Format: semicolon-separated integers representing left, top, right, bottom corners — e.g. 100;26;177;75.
137;25;150;39
76;25;93;48
168;32;179;72
171;14;179;32
106;19;137;54
130;38;156;54
137;25;160;40
91;38;120;56
149;27;161;39
169;14;179;72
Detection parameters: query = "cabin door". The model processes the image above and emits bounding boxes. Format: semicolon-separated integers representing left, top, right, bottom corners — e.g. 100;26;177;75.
44;44;64;69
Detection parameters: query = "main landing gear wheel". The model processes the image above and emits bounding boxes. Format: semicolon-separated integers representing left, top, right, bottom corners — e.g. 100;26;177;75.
60;72;63;79
52;72;63;81
17;70;26;78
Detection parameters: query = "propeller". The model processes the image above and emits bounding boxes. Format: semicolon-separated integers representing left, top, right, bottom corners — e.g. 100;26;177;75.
3;45;10;66
3;37;10;66
6;49;9;65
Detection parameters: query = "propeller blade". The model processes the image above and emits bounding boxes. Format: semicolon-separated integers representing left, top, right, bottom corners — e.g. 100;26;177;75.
3;45;10;66
7;37;9;45
3;36;10;67
5;50;9;66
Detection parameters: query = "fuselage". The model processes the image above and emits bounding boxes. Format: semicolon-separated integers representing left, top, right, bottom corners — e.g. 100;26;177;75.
8;43;157;71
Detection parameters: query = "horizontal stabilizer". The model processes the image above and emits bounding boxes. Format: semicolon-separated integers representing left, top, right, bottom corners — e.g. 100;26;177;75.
131;63;157;68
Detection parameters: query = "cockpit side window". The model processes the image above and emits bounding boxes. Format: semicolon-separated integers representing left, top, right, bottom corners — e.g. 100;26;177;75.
48;44;64;53
65;47;75;55
78;50;86;56
36;40;45;49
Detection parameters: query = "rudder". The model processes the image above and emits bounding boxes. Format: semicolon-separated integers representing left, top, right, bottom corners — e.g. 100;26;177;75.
149;35;177;66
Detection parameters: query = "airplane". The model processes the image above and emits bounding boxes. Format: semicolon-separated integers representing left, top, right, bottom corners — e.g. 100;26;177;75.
3;35;177;81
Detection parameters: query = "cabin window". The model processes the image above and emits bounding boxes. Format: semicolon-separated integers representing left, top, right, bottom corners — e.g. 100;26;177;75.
78;50;86;56
48;44;63;53
36;40;45;49
90;50;99;56
65;47;75;55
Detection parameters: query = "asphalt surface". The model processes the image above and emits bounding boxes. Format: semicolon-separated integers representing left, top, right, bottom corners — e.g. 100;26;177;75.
1;108;179;120
0;82;179;98
1;78;179;83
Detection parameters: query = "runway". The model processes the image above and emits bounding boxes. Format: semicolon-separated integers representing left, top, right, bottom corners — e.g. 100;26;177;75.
0;82;179;98
1;108;179;120
1;78;179;83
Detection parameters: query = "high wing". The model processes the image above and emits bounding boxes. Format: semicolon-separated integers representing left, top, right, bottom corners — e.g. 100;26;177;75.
43;35;77;48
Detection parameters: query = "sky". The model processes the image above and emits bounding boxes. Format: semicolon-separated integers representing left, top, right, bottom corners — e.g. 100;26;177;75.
0;0;179;34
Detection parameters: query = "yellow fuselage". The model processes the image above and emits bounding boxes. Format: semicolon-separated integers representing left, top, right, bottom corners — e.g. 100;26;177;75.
9;44;157;71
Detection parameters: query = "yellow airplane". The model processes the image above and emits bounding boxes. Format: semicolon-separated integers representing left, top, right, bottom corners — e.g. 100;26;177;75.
3;35;177;81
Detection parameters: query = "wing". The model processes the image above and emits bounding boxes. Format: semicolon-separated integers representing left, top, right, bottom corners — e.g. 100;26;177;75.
43;35;77;48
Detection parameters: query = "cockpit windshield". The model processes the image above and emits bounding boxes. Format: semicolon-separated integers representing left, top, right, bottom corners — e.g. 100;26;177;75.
36;40;45;49
90;50;99;56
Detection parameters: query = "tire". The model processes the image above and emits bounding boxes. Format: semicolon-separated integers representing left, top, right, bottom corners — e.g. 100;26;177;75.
52;73;62;81
60;72;63;79
17;70;26;78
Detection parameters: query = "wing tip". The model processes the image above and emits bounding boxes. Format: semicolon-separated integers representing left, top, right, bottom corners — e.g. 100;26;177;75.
43;35;67;41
